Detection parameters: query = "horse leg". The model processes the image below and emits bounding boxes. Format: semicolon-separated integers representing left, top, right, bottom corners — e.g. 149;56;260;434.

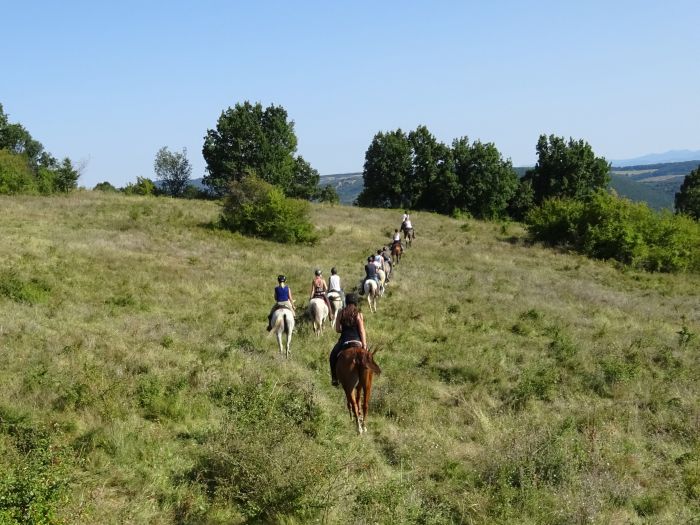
361;372;374;433
276;332;284;355
285;329;292;358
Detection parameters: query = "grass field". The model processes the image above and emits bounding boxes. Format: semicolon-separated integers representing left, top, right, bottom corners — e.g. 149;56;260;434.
1;192;699;524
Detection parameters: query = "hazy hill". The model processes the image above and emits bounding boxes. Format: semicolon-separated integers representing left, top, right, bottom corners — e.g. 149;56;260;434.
612;149;700;166
1;193;699;523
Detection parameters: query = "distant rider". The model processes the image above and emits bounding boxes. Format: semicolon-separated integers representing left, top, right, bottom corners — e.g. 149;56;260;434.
309;269;332;320
328;266;345;307
267;275;295;330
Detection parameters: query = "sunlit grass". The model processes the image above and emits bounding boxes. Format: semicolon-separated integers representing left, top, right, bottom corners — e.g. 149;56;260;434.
0;191;699;523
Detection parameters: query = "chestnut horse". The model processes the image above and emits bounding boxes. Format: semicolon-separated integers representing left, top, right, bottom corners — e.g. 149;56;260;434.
391;242;402;265
336;345;382;434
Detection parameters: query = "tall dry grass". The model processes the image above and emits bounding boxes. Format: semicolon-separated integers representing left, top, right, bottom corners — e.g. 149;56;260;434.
0;191;699;524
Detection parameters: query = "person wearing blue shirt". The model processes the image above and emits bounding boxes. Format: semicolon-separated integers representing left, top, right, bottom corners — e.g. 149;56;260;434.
267;275;295;330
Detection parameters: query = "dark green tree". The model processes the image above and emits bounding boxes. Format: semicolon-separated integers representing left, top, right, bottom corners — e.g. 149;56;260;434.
0;103;79;193
94;181;118;192
154;146;192;197
675;165;700;220
452;138;518;219
523;134;610;204
202;102;298;195
316;184;340;204
356;130;412;208
287;156;321;200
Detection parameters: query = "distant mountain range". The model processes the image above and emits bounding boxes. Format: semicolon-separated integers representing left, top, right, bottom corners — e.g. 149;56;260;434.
611;150;700;167
321;159;700;210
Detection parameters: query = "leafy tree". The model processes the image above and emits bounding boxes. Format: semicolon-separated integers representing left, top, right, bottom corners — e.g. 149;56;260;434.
0;150;37;194
675;165;700;220
523;134;610;204
221;176;318;244
202;102;298;195
154;146;192;197
94;181;118;192
452;138;517;219
317;184;340;204
0;104;80;193
356;130;412;208
122;177;156;196
508;178;535;221
287;156;321;200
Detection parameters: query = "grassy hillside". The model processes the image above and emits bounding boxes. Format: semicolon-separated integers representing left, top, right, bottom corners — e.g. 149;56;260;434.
1;193;699;524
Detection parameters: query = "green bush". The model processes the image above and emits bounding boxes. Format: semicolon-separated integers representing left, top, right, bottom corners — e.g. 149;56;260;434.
0;407;70;524
527;191;700;272
0;150;37;194
221;175;318;244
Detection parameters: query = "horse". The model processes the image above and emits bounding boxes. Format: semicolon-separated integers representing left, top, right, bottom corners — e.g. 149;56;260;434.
402;225;415;247
269;307;295;358
376;268;386;296
336;345;382;434
327;291;343;325
363;279;378;313
308;297;329;336
391;242;402;265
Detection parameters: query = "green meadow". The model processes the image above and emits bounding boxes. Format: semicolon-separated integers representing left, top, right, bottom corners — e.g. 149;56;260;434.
1;192;699;524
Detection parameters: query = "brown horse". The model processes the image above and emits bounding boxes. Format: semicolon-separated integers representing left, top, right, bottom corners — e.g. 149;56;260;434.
391;242;402;265
336;345;382;434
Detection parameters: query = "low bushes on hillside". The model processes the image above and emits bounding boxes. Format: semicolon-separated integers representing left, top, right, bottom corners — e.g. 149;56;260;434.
221;175;318;244
527;190;700;272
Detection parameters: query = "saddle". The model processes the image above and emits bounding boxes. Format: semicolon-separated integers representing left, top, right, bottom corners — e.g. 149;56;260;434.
271;303;293;314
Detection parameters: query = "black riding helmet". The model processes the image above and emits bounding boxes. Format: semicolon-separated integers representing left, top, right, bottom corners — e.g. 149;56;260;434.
278;275;286;283
314;269;322;276
331;267;337;275
345;293;358;305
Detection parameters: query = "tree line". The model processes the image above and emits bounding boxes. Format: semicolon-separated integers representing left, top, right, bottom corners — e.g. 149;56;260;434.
0;104;79;194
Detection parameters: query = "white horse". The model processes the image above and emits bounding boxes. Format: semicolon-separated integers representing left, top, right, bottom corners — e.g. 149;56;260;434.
376;269;386;296
327;291;343;325
270;307;295;358
309;297;329;336
363;279;379;313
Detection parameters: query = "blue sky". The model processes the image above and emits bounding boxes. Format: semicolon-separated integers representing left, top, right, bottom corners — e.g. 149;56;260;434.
2;1;699;188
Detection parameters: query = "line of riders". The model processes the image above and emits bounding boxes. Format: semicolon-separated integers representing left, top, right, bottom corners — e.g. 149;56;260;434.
266;212;415;386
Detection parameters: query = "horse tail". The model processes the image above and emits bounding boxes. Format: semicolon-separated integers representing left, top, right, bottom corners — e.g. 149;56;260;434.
283;312;289;334
269;312;285;335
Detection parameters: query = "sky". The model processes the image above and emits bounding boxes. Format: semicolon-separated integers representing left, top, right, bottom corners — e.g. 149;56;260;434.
2;0;699;188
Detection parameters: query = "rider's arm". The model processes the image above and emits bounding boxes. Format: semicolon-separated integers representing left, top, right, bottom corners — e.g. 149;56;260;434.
334;313;342;333
288;288;295;310
357;313;367;349
309;282;314;299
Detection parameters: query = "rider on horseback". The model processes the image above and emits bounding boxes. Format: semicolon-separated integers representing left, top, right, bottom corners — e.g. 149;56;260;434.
329;292;367;386
267;275;295;331
362;256;378;294
392;229;402;250
328;266;345;307
310;269;332;321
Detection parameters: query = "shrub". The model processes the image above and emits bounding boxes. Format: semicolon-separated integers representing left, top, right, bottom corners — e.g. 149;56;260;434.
122;177;156;196
221;175;318;244
0;150;37;194
527;191;700;272
93;181;118;192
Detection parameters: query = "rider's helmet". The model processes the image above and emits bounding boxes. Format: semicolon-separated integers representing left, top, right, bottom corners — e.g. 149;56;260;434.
314;269;322;276
277;275;286;283
345;293;358;305
331;267;337;275
367;256;373;262
383;246;388;251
